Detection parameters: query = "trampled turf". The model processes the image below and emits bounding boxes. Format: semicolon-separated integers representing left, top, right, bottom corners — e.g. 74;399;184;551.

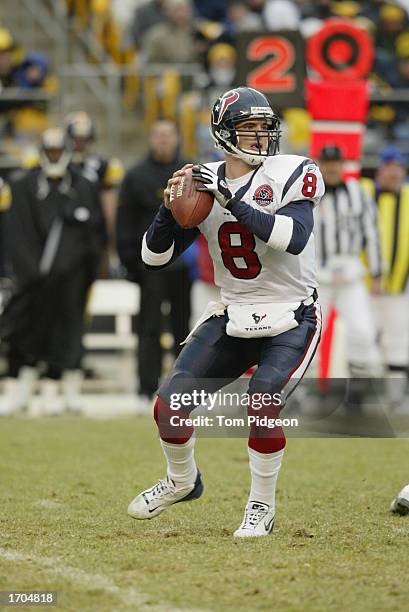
1;417;409;611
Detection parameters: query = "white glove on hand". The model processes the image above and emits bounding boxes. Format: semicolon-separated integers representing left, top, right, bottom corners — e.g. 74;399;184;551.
192;165;233;208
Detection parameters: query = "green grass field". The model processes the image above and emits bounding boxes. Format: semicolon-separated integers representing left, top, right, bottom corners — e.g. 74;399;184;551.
1;416;409;612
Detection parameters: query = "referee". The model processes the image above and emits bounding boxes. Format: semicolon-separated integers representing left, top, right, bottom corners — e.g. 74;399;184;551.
362;145;409;412
315;145;383;378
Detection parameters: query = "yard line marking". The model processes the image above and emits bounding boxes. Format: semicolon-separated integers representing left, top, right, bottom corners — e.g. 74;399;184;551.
0;548;206;611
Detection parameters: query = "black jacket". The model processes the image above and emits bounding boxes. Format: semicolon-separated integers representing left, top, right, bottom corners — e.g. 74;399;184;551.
0;167;106;368
116;153;187;280
5;167;106;288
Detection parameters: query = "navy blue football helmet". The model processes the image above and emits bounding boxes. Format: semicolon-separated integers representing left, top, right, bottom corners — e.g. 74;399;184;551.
210;87;281;165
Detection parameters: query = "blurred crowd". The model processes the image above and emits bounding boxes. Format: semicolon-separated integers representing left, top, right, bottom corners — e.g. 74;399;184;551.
2;1;409;168
0;26;56;164
120;0;409;153
0;28;49;91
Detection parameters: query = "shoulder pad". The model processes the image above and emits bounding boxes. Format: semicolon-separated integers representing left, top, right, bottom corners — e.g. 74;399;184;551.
263;154;309;182
263;154;325;208
201;160;225;172
104;157;124;187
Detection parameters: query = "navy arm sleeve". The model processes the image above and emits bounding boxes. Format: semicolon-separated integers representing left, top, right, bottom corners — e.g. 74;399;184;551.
143;203;199;269
227;199;314;255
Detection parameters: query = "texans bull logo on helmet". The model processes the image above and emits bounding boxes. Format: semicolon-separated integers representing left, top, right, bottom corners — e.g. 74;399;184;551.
213;90;240;125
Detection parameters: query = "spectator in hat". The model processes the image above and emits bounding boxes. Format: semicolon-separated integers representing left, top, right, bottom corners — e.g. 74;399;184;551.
374;2;409;79
0;29;49;91
130;0;166;49
142;0;198;65
206;43;236;91
376;2;408;57
12;52;49;89
385;34;409;144
375;145;407;189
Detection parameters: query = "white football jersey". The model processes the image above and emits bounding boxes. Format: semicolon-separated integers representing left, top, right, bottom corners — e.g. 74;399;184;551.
198;155;325;304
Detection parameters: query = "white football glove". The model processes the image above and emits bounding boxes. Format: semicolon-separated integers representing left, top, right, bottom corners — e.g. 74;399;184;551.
192;165;233;208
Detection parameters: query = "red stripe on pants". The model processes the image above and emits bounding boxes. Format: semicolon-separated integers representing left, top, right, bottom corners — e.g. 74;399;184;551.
319;306;337;391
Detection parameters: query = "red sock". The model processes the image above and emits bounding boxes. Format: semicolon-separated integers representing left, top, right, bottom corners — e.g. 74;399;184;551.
247;393;286;454
153;396;193;444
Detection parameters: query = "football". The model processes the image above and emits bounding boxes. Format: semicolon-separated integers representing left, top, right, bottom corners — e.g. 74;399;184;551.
169;169;213;229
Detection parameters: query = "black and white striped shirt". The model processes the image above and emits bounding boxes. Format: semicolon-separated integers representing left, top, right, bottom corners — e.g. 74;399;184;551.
314;179;382;277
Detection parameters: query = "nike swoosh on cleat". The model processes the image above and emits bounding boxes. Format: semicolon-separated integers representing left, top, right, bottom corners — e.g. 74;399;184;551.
264;516;275;532
142;493;161;513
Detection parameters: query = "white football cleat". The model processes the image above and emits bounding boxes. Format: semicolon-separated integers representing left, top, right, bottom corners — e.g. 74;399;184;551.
234;501;275;538
390;484;409;516
128;470;203;520
0;367;37;415
61;370;83;413
39;379;64;416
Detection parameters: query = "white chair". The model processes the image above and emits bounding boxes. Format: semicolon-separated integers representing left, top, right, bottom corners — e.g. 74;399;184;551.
84;280;140;391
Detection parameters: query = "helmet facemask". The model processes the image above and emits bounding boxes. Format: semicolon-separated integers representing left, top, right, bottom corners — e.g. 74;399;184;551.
232;115;281;165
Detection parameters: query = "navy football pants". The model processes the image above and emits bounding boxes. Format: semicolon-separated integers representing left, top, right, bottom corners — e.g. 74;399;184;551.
155;302;321;449
159;302;321;401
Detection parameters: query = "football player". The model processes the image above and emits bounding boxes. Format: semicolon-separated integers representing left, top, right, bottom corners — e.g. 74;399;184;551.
0;127;106;415
65;111;123;276
128;87;325;537
65;111;123;189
